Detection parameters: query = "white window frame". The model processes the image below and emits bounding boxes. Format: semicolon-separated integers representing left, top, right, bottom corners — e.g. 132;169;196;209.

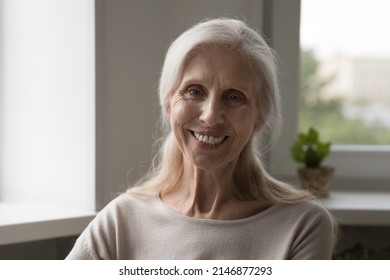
265;0;390;190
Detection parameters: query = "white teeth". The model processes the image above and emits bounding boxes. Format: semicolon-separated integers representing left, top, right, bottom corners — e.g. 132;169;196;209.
193;132;226;145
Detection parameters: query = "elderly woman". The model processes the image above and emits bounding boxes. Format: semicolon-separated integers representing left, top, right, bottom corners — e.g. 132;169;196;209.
66;18;336;260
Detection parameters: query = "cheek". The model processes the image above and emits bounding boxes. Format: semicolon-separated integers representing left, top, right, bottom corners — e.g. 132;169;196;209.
229;109;258;149
170;97;198;126
233;108;257;133
169;98;198;151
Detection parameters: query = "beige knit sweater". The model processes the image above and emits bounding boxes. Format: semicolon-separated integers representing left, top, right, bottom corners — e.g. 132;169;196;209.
66;192;335;260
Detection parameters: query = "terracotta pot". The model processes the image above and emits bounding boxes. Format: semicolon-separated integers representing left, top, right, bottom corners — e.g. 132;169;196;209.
297;166;335;197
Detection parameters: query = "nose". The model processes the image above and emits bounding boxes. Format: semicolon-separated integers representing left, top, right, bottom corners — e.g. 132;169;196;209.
199;96;224;128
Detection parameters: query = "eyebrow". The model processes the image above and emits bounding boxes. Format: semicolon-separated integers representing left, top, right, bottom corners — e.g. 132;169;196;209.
180;77;250;94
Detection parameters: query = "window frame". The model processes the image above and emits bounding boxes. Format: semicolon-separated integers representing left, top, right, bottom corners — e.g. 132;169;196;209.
264;0;390;190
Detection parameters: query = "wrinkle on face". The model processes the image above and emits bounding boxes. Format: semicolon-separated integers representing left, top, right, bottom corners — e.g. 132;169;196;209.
162;46;264;219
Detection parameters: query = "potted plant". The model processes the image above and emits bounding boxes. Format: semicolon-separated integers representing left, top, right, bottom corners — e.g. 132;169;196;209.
291;127;334;197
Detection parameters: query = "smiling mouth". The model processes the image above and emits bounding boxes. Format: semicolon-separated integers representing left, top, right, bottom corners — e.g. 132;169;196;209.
190;131;227;145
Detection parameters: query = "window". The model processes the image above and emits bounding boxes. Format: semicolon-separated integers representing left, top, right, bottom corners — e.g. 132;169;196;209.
267;0;390;187
0;0;95;210
300;0;390;145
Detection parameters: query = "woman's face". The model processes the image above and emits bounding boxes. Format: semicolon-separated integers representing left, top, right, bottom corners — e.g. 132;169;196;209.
169;47;261;171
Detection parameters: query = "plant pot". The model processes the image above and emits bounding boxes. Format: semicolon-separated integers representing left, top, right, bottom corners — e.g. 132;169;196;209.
297;166;335;197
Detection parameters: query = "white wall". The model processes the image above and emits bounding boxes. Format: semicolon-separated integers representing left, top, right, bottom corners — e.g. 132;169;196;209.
95;0;265;209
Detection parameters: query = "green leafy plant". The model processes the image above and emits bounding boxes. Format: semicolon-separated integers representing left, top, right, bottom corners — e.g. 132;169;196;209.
291;127;331;168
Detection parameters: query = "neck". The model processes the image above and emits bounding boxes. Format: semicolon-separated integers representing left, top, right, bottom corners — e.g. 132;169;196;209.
161;158;245;219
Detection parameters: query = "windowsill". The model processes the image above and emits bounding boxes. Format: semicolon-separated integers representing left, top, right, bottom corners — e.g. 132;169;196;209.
279;176;390;225
0;202;96;245
319;191;390;226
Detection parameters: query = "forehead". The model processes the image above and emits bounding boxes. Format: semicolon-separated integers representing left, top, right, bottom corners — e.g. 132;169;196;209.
182;47;256;92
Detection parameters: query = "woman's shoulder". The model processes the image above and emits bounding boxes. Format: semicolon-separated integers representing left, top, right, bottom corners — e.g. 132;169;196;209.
82;191;160;238
283;199;328;212
269;199;334;225
102;191;158;214
67;191;159;260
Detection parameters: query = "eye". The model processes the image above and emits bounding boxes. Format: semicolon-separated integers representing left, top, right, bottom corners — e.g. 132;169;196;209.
184;85;205;99
224;90;246;104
